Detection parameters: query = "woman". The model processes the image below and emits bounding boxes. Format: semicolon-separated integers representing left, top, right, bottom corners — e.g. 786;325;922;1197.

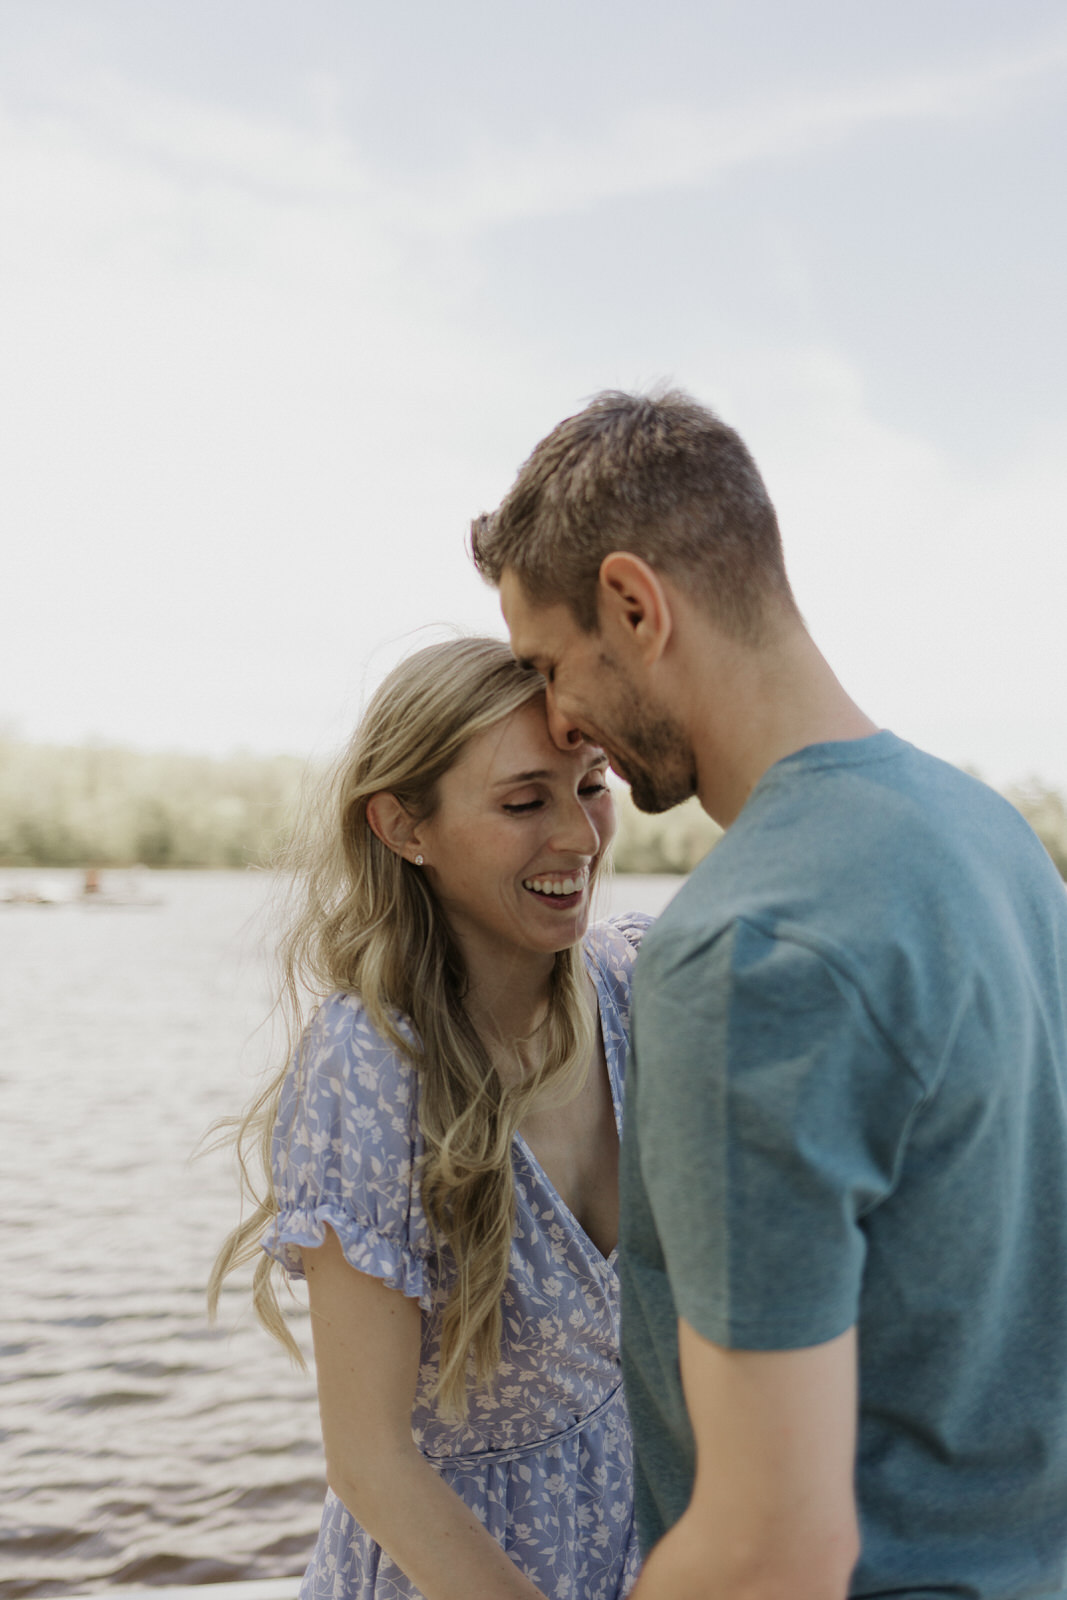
210;637;649;1600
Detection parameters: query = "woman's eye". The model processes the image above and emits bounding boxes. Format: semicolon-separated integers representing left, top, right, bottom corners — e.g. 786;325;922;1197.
580;782;609;799
503;799;543;814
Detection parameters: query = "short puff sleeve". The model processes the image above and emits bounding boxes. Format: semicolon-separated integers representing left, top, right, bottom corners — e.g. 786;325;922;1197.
261;992;436;1312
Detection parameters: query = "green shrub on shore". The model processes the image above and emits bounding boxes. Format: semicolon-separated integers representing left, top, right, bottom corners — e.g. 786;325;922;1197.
0;735;1064;881
1004;779;1067;880
611;787;722;874
0;737;305;869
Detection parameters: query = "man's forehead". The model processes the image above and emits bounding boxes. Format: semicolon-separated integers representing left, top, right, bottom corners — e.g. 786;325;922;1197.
500;571;571;653
498;567;534;625
500;574;547;660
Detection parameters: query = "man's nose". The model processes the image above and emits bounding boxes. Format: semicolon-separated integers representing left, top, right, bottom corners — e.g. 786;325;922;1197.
545;689;585;752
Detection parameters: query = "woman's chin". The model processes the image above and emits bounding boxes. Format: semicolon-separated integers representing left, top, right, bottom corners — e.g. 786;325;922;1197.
514;895;590;951
550;904;592;951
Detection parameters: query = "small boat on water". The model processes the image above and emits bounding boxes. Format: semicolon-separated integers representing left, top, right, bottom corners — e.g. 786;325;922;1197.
0;868;164;908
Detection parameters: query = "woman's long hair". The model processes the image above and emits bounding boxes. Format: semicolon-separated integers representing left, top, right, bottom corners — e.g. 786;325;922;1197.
208;637;601;1416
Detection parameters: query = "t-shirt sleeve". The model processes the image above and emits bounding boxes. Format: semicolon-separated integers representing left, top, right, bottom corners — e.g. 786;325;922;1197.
261;993;435;1310
631;917;926;1349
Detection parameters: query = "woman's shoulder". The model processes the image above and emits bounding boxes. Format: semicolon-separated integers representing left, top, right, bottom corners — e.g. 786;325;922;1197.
304;987;417;1048
584;910;655;985
267;990;432;1292
585;914;653;1081
289;990;421;1116
273;992;425;1207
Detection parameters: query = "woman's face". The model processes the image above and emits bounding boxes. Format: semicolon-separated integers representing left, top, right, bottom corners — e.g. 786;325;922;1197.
416;698;615;969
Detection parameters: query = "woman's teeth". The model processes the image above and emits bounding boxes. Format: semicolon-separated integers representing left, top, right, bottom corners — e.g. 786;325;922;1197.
523;873;587;896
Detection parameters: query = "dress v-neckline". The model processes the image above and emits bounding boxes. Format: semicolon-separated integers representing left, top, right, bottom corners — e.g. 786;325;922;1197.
513;949;623;1268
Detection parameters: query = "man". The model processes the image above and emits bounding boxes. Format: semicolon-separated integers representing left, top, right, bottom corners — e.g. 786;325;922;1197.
470;390;1067;1599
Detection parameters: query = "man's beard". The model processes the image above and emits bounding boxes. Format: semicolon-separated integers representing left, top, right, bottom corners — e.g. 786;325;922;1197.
609;686;698;815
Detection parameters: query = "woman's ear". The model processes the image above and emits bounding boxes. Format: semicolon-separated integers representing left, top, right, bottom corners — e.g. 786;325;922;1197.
366;793;424;864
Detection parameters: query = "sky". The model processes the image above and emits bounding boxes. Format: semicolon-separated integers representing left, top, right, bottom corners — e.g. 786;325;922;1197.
1;0;1065;788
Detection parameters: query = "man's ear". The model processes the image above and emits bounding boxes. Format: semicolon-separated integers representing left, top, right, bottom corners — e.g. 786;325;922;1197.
597;552;674;664
366;792;424;864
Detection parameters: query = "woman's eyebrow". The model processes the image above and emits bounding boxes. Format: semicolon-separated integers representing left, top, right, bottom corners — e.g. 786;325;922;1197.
493;753;607;789
492;768;552;787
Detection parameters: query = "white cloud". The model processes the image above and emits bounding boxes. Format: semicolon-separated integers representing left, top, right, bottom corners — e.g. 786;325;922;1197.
0;82;540;754
401;22;1067;231
724;345;1067;785
0;47;1063;784
10;20;1065;247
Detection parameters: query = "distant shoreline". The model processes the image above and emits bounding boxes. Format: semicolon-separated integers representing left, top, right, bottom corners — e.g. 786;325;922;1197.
1;736;1063;880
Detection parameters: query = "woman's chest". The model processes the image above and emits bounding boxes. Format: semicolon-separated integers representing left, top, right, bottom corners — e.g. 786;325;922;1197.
517;1033;620;1259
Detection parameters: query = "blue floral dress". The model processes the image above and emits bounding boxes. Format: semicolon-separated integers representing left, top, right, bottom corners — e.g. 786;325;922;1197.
263;914;651;1600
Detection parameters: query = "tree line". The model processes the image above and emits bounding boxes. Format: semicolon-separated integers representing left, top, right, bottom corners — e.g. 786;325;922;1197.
0;738;306;870
1;736;1064;880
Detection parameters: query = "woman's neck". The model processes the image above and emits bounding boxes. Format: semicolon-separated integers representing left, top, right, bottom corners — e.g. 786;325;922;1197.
457;939;557;1074
463;966;556;1081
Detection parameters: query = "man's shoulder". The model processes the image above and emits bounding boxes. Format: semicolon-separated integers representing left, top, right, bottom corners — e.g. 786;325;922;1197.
640;732;1061;975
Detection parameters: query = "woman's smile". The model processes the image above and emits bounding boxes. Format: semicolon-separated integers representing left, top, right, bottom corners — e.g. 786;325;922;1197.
522;867;589;905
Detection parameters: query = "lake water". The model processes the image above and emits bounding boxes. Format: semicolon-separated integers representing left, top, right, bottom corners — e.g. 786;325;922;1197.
0;868;683;1598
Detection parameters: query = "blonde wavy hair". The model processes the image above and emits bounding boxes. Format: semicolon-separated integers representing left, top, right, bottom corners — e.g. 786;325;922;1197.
208;636;603;1416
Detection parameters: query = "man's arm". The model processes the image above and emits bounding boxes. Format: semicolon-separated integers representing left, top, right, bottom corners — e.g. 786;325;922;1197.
630;1320;860;1600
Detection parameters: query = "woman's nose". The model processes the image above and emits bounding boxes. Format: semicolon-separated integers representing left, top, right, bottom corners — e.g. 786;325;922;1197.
552;796;601;857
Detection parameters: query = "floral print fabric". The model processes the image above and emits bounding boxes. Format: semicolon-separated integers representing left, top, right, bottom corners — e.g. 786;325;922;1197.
263;913;651;1600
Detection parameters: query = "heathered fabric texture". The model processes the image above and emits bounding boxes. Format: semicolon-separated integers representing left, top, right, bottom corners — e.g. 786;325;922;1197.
621;732;1067;1598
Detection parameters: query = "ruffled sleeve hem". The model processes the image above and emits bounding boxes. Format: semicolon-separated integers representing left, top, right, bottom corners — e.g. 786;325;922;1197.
262;1204;436;1313
611;909;655;951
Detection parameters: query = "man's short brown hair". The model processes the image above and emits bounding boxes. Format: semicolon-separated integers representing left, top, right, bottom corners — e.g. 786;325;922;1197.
471;388;795;638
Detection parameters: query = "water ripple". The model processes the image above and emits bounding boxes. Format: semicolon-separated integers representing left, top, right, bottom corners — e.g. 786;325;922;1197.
0;871;323;1597
0;866;672;1596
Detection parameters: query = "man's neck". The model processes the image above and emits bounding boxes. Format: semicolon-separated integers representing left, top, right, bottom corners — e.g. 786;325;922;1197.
683;621;878;829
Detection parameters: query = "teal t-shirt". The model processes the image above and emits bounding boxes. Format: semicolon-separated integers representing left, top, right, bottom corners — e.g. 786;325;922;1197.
620;732;1067;1597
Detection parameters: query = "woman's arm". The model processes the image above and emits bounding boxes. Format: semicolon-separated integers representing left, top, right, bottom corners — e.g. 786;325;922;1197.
302;1225;548;1600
